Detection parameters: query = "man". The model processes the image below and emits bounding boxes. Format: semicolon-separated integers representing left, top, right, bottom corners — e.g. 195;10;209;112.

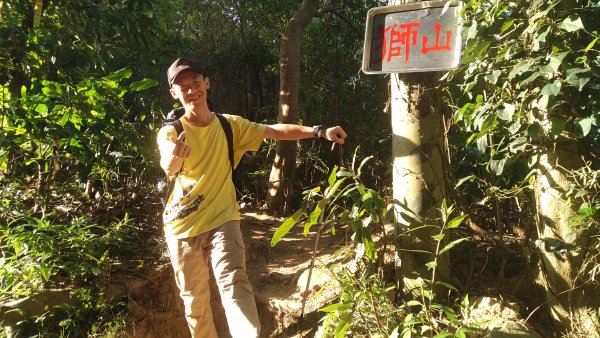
157;58;347;338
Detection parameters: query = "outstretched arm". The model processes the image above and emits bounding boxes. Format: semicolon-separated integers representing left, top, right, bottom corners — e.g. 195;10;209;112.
264;124;347;144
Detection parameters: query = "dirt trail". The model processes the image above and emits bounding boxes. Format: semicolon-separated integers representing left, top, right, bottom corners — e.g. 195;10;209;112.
125;209;348;338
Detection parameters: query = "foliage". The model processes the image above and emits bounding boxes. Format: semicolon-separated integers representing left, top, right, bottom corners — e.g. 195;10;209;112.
319;202;477;338
446;1;599;333
272;150;479;337
447;0;599;223
0;0;393;334
0;213;135;300
3;288;127;338
1;69;158;193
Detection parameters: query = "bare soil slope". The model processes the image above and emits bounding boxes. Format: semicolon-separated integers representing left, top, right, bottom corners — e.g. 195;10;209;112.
125;209;348;338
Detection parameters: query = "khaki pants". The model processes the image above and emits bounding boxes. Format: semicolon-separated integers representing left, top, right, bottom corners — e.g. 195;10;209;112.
166;220;260;338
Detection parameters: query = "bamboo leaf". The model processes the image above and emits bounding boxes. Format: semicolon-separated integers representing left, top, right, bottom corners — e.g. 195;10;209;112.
439;238;470;255
435;281;458;291
271;209;304;246
325;177;347;199
447;214;467;229
304;199;328;235
455;175;475;188
328;166;338;187
129;78;159;92
357;155;374;177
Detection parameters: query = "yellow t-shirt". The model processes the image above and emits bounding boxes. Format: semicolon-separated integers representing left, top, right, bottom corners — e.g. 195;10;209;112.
157;114;266;239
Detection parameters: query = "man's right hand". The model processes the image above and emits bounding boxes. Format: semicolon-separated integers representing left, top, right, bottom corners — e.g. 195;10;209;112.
170;131;191;158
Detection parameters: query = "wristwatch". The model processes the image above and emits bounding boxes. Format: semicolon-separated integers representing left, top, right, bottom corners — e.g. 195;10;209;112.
313;125;326;138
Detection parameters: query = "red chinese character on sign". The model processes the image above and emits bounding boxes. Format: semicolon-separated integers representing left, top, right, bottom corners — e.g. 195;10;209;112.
373;22;421;64
422;23;452;54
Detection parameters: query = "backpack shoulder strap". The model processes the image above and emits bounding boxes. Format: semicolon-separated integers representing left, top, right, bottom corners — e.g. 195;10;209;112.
215;113;234;172
169;118;184;137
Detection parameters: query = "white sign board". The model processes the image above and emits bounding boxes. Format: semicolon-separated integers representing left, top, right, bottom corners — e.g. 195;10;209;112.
362;1;463;74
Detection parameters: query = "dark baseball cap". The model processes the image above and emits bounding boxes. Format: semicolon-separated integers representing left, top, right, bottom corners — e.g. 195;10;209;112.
167;58;203;87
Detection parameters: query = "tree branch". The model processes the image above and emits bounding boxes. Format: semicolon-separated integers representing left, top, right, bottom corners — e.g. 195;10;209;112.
316;7;362;40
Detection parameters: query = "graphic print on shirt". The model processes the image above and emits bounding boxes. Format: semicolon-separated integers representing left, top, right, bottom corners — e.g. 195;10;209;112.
163;186;205;224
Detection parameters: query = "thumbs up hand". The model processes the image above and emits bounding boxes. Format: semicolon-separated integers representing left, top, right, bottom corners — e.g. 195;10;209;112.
170;131;191;158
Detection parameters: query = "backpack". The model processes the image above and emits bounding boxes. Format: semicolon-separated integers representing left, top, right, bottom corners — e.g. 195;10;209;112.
159;107;234;207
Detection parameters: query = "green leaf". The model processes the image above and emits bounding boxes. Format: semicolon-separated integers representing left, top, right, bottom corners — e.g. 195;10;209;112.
547;52;569;73
447;214;467;229
489;157;507;176
433;332;454;338
550;119;566;138
476;135;488;153
455;175;475;188
533;95;549;111
528;154;539;168
500;19;515;34
439;237;469;255
336;168;353;178
497;103;515;121
565;68;591;91
271;209;304;246
363;230;377;260
129;78;159;92
508;121;522;135
320;302;352;313
526;122;541;140
508;60;532;80
574;116;594;138
328;166;338;187
106;68;133;81
435;281;458;291
535;25;550;43
405;300;422;307
357;155;373;177
508;136;527;153
334;319;350;338
559;15;585;32
432;234;445;241
325;177;347;199
362;190;374;209
426;261;437;270
579;203;597;216
34;104;48;115
467;21;478;40
38;264;51;281
540;80;561;96
484;70;502;84
304;199;328;235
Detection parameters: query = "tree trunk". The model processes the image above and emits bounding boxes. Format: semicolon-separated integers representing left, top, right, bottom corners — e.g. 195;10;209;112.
266;0;318;215
33;0;43;28
534;144;600;335
0;1;5;24
386;0;450;298
391;71;451;295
